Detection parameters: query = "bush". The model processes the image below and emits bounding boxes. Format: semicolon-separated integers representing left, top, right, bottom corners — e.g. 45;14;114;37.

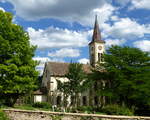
0;110;9;120
77;106;93;113
32;102;51;109
101;104;134;116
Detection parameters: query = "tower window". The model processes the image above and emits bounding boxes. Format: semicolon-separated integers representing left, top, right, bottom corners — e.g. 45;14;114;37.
98;53;101;62
91;54;95;65
98;53;104;62
91;46;94;51
101;53;104;62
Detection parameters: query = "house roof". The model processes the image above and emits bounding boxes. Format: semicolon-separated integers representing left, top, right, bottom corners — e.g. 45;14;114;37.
46;62;91;76
89;15;105;45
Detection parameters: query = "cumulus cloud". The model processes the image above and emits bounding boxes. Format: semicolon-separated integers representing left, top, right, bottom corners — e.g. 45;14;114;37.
78;58;89;64
133;40;150;52
115;0;130;6
105;39;125;47
131;0;150;10
33;56;64;75
5;0;116;25
0;7;5;12
48;48;80;58
28;27;92;49
102;18;150;40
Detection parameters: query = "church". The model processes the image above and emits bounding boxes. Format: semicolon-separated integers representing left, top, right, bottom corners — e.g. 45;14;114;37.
34;16;106;107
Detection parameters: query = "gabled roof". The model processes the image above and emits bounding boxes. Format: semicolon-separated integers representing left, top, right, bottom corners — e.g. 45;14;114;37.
46;62;91;76
89;15;105;45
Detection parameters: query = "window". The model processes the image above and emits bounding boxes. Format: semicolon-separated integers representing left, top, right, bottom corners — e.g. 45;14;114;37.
71;96;75;105
91;54;95;65
98;53;101;62
98;53;104;62
94;82;98;90
91;46;94;51
101;53;104;62
82;96;87;106
94;96;99;105
56;96;61;105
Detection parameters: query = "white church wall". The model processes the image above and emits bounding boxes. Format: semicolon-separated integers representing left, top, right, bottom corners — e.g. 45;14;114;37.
50;76;69;91
34;95;47;103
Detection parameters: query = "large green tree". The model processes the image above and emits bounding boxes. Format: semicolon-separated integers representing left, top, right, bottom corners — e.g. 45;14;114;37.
92;46;150;112
0;10;38;106
57;62;86;108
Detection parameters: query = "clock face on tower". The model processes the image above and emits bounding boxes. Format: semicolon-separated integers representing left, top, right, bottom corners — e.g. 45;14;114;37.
98;45;102;50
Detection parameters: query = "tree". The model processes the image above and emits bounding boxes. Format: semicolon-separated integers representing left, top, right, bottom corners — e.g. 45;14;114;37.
92;46;150;112
57;62;86;108
0;10;38;106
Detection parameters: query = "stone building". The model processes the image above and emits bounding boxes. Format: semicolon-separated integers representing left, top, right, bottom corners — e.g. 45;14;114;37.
34;16;105;106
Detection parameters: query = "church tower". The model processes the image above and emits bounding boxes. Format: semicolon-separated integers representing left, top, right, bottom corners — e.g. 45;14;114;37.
89;15;105;67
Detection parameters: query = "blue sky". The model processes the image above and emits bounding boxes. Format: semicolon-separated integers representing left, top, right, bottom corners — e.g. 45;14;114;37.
0;0;150;74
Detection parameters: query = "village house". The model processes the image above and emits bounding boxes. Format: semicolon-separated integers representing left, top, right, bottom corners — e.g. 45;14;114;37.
34;16;106;107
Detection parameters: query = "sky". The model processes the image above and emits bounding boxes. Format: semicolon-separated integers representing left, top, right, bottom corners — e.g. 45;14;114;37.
0;0;150;75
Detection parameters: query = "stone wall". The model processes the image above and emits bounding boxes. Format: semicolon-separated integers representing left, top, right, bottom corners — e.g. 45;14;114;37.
3;109;150;120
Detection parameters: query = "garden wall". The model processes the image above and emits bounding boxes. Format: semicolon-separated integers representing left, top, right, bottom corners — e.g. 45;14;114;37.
3;109;150;120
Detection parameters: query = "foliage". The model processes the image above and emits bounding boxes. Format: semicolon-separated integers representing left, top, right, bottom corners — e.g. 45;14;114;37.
51;115;62;120
32;102;51;109
0;110;9;120
57;62;86;107
0;10;38;106
14;105;35;110
92;45;150;114
77;106;93;113
101;104;134;116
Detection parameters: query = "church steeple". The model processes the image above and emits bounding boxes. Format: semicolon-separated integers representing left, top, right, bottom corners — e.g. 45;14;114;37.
89;15;105;66
89;15;105;45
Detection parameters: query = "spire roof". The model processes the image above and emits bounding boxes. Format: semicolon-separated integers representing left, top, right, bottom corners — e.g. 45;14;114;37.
89;15;105;44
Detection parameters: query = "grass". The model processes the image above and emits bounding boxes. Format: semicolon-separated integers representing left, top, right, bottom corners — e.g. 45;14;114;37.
0;109;9;120
14;104;51;111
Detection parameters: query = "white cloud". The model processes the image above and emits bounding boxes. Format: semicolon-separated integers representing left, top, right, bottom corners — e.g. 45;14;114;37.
105;39;125;47
131;0;150;10
28;27;91;49
102;18;150;40
33;56;64;75
93;4;116;25
48;48;80;58
0;0;6;3
115;0;130;6
78;58;89;64
110;15;119;21
33;56;50;64
0;7;5;12
5;0;116;25
133;40;150;52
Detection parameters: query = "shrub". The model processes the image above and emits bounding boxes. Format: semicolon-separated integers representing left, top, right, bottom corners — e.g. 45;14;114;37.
0;110;9;120
32;102;51;109
77;106;93;113
101;104;134;116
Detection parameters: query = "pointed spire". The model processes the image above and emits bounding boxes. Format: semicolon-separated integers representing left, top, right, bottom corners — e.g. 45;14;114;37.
89;15;105;44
